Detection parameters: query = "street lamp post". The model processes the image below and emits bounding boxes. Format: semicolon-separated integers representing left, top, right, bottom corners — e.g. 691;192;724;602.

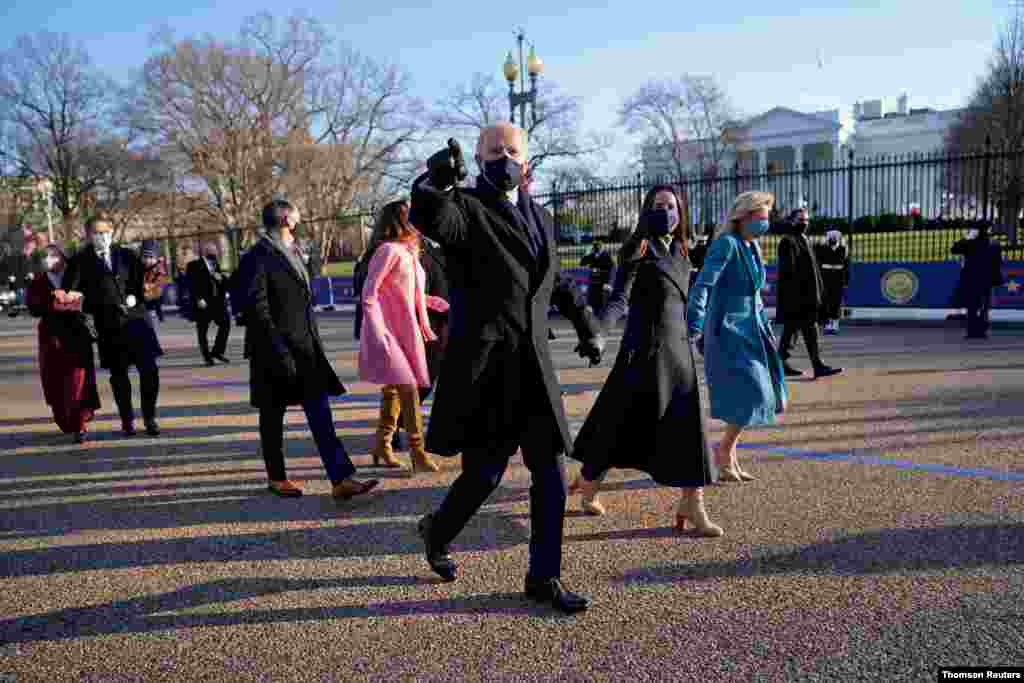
503;29;544;131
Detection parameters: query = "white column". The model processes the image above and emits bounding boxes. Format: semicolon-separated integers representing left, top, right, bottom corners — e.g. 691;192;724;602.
833;140;844;218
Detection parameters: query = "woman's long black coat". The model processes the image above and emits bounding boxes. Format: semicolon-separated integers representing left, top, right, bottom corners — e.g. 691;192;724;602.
571;243;717;487
238;238;344;408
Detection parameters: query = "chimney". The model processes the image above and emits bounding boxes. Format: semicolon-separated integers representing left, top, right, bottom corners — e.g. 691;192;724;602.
853;101;862;119
897;93;908;115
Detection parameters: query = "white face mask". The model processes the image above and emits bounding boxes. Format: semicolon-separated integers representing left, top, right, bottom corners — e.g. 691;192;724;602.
44;257;60;271
92;233;113;253
965;229;979;240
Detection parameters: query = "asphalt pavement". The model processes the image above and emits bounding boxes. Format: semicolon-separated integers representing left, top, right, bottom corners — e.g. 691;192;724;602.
0;312;1022;682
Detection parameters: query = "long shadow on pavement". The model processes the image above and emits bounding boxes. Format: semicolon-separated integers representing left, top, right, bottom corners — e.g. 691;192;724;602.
612;523;1024;584
0;506;532;579
0;577;564;645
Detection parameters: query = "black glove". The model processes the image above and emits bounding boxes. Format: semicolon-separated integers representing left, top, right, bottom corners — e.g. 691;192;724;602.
426;138;468;189
575;335;606;367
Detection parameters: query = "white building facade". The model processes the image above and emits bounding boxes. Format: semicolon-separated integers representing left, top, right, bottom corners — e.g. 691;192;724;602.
642;95;965;222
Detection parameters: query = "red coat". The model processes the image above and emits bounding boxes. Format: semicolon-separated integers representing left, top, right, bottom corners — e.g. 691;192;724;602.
27;275;100;433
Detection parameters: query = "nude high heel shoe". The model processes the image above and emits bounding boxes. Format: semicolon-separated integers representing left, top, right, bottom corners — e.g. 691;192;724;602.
570;475;605;516
674;489;724;538
733;453;755;482
714;444;743;483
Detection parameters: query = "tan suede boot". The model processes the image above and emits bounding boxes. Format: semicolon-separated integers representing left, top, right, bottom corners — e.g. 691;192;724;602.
397;385;440;473
372;385;404;468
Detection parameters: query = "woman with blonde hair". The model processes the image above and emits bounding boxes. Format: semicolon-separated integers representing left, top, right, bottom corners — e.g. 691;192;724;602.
359;200;446;473
569;184;722;536
687;191;788;483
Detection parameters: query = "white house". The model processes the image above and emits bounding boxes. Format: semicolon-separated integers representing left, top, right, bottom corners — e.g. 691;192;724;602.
642;95;965;220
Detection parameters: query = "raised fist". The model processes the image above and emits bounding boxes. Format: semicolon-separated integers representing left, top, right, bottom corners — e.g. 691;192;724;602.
427;138;468;189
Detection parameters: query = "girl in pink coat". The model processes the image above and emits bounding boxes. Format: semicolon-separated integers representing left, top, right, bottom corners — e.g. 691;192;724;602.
359;201;448;473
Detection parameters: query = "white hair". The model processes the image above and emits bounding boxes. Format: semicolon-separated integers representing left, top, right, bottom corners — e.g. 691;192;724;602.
713;191;775;240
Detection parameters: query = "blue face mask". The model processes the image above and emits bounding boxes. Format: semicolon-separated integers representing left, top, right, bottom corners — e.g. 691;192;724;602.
744;218;770;237
644;207;678;237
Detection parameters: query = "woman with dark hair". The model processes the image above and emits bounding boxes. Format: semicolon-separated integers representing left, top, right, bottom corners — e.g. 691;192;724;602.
359;200;448;473
27;245;101;444
569;184;722;536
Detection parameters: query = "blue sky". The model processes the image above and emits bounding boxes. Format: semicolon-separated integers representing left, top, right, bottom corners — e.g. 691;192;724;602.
0;0;1010;173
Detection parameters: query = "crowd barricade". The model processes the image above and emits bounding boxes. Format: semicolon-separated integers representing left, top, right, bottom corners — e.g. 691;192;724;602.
761;261;1024;309
163;260;1024;315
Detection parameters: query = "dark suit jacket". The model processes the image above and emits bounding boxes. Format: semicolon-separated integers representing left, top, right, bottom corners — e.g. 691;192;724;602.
63;244;160;369
776;232;824;323
410;174;598;456
237;237;344;408
187;258;229;321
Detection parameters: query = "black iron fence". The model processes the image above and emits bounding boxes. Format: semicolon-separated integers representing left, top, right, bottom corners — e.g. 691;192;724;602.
537;146;1024;265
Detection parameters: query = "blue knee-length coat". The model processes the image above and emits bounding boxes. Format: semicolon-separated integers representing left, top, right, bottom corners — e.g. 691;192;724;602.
687;233;788;427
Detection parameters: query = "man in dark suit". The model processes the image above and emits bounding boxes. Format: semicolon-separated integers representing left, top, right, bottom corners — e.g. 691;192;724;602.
235;200;378;501
63;213;163;436
187;241;232;366
410;125;604;614
952;224;1004;340
776;207;842;380
580;239;616;316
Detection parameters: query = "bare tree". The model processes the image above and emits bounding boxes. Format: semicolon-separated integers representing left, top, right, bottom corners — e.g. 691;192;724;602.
431;73;611;187
619;75;739;181
0;32;139;241
946;6;1024;243
132;13;425;252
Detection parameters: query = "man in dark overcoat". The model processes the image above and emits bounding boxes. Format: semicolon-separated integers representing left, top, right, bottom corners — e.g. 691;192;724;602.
580;239;616;316
235;200;378;501
63;213;163;436
410;125;604;614
187;240;232;366
775;207;842;379
951;224;1004;340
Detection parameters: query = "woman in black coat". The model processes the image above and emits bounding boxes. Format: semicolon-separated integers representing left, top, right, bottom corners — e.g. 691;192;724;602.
569;185;722;537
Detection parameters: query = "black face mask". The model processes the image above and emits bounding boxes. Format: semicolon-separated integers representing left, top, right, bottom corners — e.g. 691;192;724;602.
482;157;523;193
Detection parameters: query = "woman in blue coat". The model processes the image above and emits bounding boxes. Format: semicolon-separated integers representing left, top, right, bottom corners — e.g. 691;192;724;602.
687;191;788;483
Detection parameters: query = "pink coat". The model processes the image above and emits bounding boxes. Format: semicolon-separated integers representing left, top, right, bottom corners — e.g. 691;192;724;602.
358;241;440;388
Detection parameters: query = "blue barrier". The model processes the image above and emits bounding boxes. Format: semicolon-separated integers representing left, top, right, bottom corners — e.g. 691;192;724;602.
304;260;1024;311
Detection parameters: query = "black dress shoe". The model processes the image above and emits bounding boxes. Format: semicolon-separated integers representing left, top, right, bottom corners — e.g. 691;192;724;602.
73;432;86;444
524;577;590;614
782;363;804;378
417;514;457;582
813;365;843;379
144;420;161;436
213;354;231;364
122;423;136;437
204;356;215;367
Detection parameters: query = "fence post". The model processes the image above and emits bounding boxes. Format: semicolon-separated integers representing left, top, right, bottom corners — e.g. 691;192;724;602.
636;173;644;214
551;181;560;246
982;135;992;224
847;148;855;255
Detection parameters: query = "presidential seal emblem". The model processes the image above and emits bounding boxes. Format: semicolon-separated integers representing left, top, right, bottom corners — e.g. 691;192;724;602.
881;268;918;305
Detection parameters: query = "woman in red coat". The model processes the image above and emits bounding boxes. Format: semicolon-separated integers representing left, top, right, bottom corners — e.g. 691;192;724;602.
27;245;101;444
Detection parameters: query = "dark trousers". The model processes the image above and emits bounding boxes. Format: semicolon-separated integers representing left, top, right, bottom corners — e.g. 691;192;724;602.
146;301;164;322
966;293;992;338
587;283;609;316
109;355;159;425
429;409;568;580
258;393;356;484
779;320;822;367
196;313;230;360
